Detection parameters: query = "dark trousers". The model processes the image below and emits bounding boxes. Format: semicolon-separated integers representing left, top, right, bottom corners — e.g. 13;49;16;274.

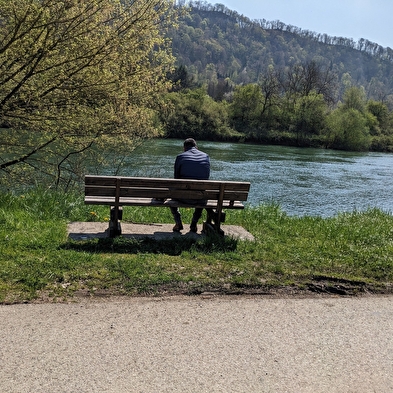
170;207;204;225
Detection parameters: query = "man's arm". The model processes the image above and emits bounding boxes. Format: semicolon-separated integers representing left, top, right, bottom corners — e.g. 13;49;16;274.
174;155;181;179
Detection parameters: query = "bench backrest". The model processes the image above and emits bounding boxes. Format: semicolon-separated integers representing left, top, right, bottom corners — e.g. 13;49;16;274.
85;175;250;204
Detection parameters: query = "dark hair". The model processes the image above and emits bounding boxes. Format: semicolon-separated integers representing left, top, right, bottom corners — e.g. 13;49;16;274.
183;138;197;149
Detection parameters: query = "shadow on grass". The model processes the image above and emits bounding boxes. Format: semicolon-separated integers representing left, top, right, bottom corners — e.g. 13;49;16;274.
62;232;239;255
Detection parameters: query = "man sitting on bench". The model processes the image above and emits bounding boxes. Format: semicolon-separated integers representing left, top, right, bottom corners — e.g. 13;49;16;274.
170;138;211;233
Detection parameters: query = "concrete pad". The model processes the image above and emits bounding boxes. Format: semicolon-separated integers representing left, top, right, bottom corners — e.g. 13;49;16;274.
67;222;255;241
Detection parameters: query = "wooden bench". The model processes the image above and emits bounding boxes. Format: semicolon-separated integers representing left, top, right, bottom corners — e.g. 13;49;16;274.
84;175;250;237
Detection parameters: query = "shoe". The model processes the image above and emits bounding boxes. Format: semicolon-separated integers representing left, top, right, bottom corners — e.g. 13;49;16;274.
190;222;197;233
173;223;184;232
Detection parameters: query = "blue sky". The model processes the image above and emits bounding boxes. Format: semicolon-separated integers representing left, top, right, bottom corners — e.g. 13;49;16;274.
218;0;393;49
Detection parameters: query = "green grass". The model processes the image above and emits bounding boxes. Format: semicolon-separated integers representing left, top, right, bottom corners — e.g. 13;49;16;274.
1;188;393;303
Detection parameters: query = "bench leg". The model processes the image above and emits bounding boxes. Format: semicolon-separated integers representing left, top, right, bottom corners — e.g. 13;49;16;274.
204;209;225;236
109;206;122;237
109;221;122;238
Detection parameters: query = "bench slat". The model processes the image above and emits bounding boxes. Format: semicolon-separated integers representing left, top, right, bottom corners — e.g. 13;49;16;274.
85;186;249;202
85;175;250;192
84;196;245;209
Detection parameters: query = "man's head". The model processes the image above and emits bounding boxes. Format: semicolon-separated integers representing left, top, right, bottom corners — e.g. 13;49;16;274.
183;138;197;151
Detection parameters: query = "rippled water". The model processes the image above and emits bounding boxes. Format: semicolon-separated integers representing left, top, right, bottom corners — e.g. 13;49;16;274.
106;139;393;217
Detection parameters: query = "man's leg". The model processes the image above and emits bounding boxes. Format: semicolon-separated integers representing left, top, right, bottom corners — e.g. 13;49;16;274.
170;207;183;232
203;208;215;228
190;208;203;232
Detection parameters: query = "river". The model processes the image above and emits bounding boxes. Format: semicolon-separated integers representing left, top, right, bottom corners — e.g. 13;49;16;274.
101;139;393;217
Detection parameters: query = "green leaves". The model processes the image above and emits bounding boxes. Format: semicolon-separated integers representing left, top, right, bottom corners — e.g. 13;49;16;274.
0;0;177;187
324;88;372;151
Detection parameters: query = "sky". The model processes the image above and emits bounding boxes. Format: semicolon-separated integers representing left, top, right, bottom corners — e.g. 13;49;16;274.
219;0;393;49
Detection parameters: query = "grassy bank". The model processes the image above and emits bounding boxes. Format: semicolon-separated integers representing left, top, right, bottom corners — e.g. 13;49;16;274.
1;188;393;303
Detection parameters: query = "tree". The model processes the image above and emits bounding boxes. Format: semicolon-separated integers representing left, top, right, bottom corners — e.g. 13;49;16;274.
257;67;280;129
0;0;176;188
323;86;372;151
292;92;327;143
278;61;337;106
367;100;392;135
342;86;367;112
160;88;237;140
325;108;371;151
167;65;195;91
230;84;264;133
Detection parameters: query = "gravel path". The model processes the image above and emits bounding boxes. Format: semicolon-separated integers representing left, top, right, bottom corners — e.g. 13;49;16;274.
1;295;393;393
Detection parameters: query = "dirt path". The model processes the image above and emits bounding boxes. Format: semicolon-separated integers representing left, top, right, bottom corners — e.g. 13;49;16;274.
1;295;392;392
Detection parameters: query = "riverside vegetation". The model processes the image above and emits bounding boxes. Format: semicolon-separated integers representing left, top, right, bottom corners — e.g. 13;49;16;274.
1;188;393;304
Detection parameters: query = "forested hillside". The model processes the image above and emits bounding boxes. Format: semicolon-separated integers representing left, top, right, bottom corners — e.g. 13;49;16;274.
169;1;393;105
159;1;393;152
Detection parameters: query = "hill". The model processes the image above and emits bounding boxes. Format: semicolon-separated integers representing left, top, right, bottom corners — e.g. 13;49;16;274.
169;2;393;106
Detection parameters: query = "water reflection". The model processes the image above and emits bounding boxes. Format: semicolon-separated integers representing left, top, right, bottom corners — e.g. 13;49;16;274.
106;139;393;217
